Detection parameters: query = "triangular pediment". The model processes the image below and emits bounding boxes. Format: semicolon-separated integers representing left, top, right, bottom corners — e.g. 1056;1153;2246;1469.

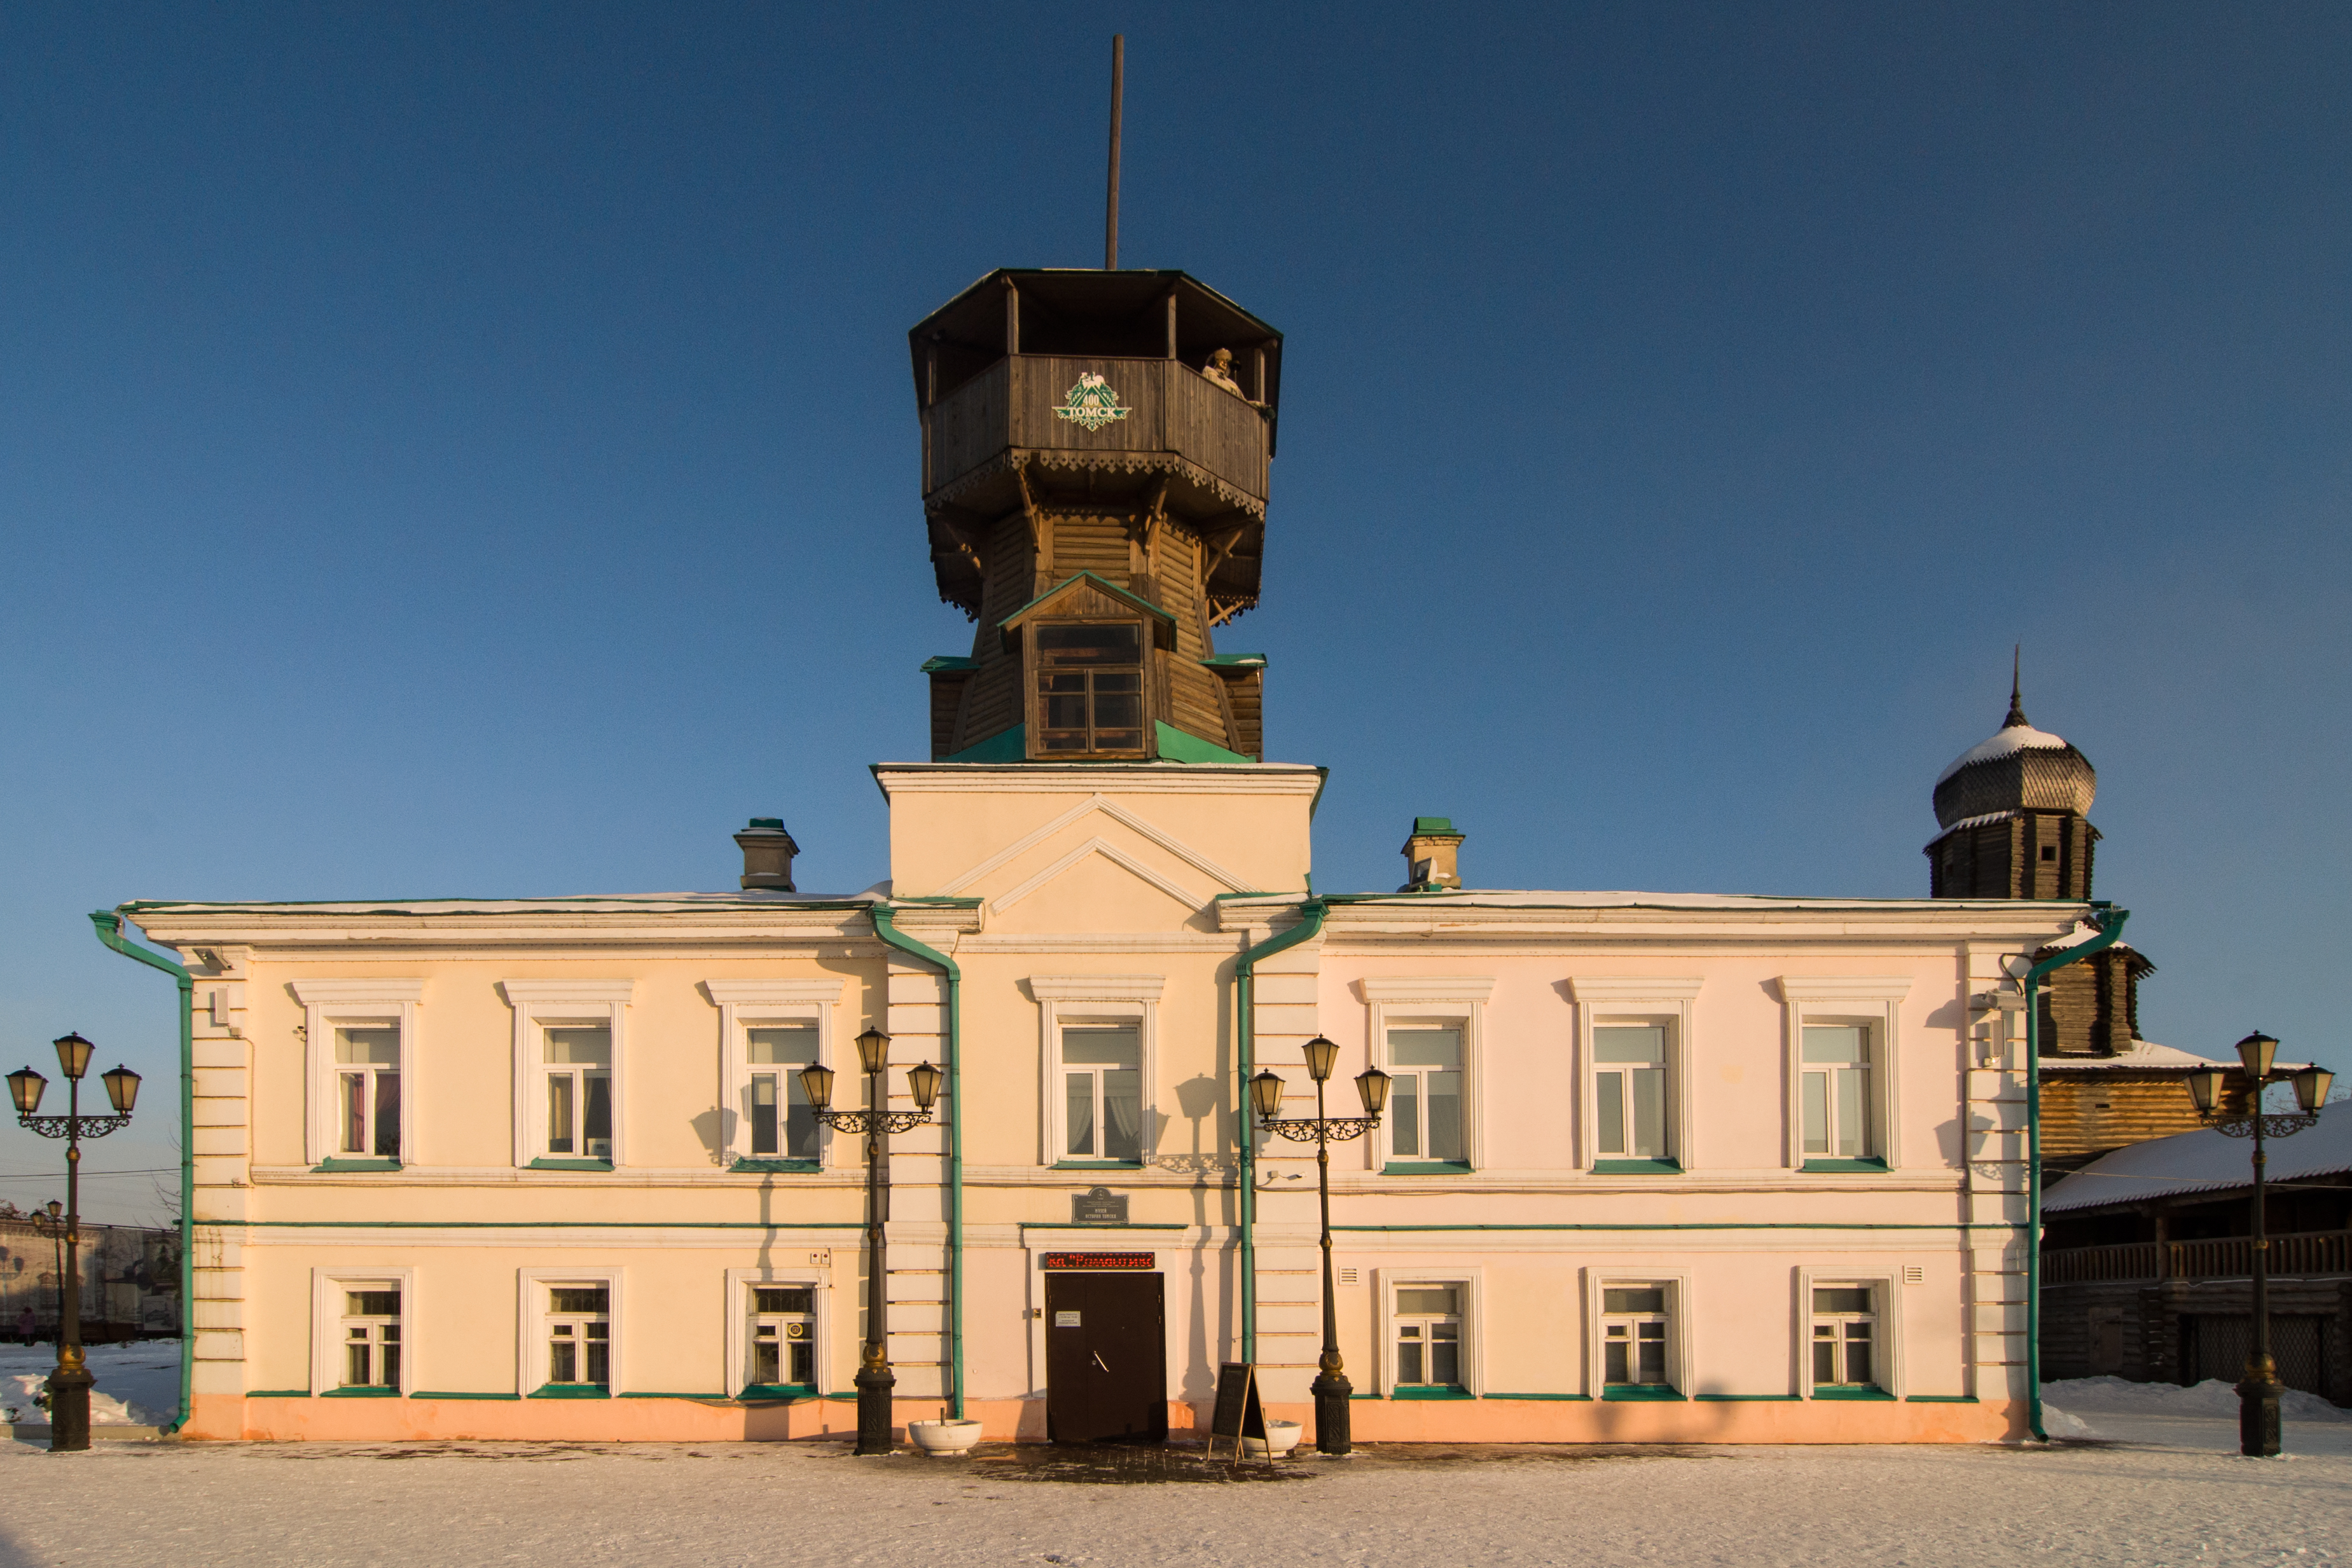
998;573;1177;652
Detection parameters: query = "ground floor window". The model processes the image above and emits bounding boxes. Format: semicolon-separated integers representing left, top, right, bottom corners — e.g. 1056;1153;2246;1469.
340;1287;401;1389
1811;1285;1876;1389
749;1285;816;1393
1602;1286;1671;1391
1394;1284;1463;1389
546;1284;610;1389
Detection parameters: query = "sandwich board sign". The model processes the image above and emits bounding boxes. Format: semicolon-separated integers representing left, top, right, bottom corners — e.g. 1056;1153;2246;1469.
1205;1362;1269;1462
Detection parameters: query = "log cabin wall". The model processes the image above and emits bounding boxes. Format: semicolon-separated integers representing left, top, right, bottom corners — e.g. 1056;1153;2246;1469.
1927;812;2098;900
2040;1069;2253;1165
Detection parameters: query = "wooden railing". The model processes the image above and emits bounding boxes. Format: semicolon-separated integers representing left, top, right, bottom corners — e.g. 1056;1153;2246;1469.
2044;1229;2352;1284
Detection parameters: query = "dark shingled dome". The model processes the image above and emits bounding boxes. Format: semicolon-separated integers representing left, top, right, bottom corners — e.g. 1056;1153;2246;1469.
1932;682;2096;830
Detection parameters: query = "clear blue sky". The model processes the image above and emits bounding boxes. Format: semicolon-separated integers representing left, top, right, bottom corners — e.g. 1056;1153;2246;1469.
5;3;2347;1220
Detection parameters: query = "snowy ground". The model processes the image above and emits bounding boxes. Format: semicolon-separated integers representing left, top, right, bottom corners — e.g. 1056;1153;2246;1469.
0;1340;178;1426
2;1396;2348;1568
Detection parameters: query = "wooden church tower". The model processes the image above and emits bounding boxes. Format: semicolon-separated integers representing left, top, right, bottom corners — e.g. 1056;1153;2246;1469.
908;269;1280;763
1926;671;2153;1059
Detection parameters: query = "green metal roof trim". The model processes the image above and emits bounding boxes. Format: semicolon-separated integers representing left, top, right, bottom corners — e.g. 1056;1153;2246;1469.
1200;653;1267;669
1153;723;1254;765
943;726;1029;764
920;655;978;673
997;572;1175;632
1411;816;1459;835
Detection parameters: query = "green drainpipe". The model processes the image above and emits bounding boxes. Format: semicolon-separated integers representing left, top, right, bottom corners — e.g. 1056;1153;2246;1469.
89;910;194;1436
869;903;964;1420
2023;901;2126;1442
1234;898;1326;1366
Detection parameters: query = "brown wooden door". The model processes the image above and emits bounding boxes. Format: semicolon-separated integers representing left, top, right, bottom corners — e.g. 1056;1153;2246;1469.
1044;1271;1166;1443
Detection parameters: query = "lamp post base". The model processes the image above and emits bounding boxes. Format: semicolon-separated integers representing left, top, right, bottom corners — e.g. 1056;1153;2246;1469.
2238;1361;2283;1459
46;1359;92;1453
1311;1369;1353;1456
854;1361;898;1456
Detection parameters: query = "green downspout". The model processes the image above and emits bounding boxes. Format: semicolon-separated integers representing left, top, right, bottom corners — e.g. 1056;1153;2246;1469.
2023;901;2126;1442
1234;897;1326;1365
869;903;965;1420
89;910;195;1436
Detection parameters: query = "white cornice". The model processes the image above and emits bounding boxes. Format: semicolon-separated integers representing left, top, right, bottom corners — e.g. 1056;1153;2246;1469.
702;979;847;1005
1357;976;1498;1003
873;762;1322;796
287;979;424;1005
1027;975;1168;1003
499;979;637;1004
1567;976;1705;1003
1774;976;1917;1001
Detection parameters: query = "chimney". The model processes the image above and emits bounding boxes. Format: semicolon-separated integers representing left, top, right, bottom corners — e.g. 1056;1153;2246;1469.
1399;816;1464;892
735;818;799;891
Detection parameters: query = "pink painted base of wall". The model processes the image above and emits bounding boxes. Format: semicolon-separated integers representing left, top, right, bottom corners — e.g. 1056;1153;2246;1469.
193;1392;2015;1445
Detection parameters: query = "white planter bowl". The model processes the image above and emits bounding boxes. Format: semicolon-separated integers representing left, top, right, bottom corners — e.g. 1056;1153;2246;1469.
1242;1419;1303;1457
908;1419;985;1455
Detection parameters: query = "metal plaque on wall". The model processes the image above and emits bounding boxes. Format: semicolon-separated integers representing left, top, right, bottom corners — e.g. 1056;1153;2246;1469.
1072;1186;1128;1224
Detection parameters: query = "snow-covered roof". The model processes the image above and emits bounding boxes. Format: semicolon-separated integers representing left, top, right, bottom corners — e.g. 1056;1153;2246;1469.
1935;722;2073;787
2041;1039;2216;1071
2045;1103;2352;1211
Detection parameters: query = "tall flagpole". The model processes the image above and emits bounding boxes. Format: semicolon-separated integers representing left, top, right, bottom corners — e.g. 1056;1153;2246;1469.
1105;35;1123;269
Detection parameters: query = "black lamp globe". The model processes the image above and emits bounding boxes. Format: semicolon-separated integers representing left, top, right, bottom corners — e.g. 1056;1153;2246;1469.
1355;1065;1393;1117
8;1066;45;1117
1249;1068;1285;1122
2185;1066;2225;1116
2234;1031;2279;1081
854;1027;890;1075
797;1062;836;1112
1301;1036;1339;1083
907;1060;943;1112
2292;1065;2334;1114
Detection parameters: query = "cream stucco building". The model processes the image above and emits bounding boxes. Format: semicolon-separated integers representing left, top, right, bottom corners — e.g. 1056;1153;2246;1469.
99;266;2100;1445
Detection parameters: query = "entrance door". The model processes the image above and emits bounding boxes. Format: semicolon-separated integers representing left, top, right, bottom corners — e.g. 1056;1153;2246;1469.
1044;1272;1166;1443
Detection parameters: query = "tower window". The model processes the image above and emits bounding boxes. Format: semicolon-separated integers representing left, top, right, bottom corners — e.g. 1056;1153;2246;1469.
1035;622;1144;753
2040;844;2058;862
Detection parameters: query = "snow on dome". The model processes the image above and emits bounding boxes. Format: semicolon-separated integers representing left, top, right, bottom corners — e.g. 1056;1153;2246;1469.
1933;721;2072;787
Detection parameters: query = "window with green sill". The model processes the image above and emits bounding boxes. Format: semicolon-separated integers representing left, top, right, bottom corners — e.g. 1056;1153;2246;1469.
1801;1026;1872;1164
1061;1024;1142;1165
546;1284;609;1393
1388;1027;1465;1166
335;1026;402;1162
542;1025;613;1163
1594;1023;1670;1166
1393;1284;1465;1394
340;1286;401;1394
1601;1285;1672;1394
748;1284;816;1396
744;1024;820;1164
1811;1284;1879;1394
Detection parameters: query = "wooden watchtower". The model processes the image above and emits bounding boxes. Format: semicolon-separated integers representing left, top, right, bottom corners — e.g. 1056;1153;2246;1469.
910;269;1282;763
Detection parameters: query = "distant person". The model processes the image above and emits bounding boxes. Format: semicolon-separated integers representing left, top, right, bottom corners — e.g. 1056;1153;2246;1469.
1200;348;1263;407
15;1306;34;1345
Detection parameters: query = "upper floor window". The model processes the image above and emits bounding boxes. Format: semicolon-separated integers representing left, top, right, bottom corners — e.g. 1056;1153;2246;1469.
1061;1024;1142;1164
503;981;633;1170
1801;1026;1871;1162
1387;1027;1465;1166
335;1028;401;1161
1593;1025;1668;1164
543;1026;613;1162
1035;621;1144;754
291;980;422;1171
746;1026;820;1163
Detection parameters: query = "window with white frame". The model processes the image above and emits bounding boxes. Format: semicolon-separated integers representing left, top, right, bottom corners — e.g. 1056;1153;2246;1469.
1811;1284;1877;1389
745;1026;820;1163
1775;978;1907;1171
748;1284;817;1393
333;1027;401;1160
708;980;843;1171
292;980;422;1169
1031;977;1161;1168
505;982;633;1169
1801;1026;1872;1162
1062;1024;1143;1164
339;1286;401;1390
545;1284;611;1389
1393;1284;1465;1389
1387;1026;1465;1164
1601;1286;1672;1390
1593;1024;1668;1162
543;1025;613;1161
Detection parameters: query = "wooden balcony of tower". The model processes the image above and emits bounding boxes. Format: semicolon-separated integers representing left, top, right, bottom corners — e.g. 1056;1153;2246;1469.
911;270;1282;766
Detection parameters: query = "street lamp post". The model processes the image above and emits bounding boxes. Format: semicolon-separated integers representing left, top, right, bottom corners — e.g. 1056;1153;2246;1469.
9;1035;140;1453
1250;1036;1390;1456
2182;1031;2334;1459
799;1027;940;1456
